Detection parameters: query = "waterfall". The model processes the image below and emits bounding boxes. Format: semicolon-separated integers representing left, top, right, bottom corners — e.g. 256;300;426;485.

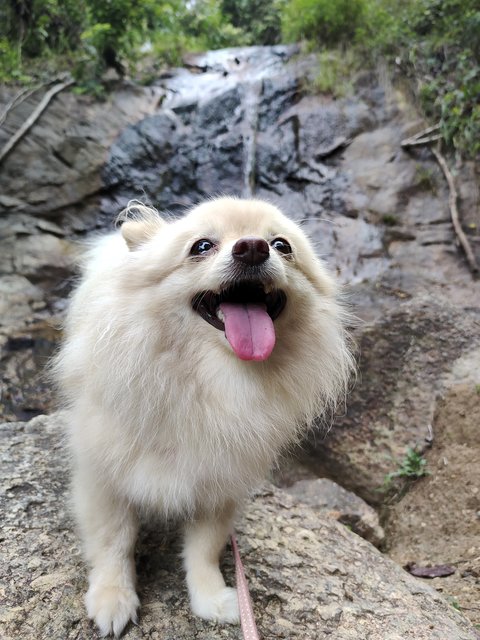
242;79;262;199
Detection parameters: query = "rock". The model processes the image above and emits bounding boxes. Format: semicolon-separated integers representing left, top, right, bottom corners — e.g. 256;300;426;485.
0;320;60;422
304;297;480;504
0;45;479;506
0;85;164;218
0;276;44;327
0;211;79;421
284;478;385;546
1;413;478;640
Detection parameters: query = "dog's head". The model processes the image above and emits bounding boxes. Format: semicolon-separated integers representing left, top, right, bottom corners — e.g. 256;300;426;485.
120;197;338;363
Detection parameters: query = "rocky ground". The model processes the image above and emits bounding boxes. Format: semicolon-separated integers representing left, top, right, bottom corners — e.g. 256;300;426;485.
1;414;478;640
1;45;479;637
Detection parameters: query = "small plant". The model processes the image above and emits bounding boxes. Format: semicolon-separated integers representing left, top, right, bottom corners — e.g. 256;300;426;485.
308;48;360;98
384;447;429;486
447;596;462;611
382;214;398;226
474;384;480;395
414;163;437;193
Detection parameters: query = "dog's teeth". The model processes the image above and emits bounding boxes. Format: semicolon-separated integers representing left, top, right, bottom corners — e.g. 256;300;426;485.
216;308;225;322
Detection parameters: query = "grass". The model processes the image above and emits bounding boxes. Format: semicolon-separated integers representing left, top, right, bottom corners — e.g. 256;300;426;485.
447;596;462;611
384;447;429;487
414;163;437;193
308;48;361;98
382;214;398;226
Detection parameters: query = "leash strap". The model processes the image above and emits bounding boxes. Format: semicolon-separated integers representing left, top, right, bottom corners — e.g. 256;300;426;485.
231;533;261;640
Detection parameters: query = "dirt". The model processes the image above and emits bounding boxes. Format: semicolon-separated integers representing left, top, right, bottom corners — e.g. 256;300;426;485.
385;384;480;627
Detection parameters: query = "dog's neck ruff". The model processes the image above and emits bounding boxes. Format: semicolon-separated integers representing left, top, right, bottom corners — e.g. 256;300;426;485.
231;533;261;640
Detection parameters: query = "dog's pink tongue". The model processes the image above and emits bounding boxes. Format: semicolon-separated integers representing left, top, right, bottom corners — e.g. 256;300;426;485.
220;303;275;361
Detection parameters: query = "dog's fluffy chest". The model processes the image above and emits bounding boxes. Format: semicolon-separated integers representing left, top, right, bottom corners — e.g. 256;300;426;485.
112;409;275;515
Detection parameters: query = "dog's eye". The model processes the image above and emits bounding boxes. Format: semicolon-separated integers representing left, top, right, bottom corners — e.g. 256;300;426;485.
271;238;292;255
190;239;216;256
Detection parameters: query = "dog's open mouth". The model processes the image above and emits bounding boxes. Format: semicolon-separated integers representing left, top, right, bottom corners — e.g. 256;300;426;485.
192;282;286;361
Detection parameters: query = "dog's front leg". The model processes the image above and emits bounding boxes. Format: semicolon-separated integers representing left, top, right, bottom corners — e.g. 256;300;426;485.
183;503;239;624
73;465;140;637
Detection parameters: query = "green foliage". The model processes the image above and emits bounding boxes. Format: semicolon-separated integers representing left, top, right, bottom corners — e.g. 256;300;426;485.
221;0;284;45
364;0;480;158
0;0;87;81
0;0;244;87
413;163;437;192
0;37;24;82
447;596;462;611
175;1;246;52
0;0;478;158
382;214;398;226
308;49;360;97
285;0;480;158
281;0;368;46
384;447;429;487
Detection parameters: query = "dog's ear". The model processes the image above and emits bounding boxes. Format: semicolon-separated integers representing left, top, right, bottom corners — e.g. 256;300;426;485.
121;219;158;250
120;203;166;250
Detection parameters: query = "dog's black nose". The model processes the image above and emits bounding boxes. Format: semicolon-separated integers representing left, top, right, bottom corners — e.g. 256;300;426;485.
232;237;270;266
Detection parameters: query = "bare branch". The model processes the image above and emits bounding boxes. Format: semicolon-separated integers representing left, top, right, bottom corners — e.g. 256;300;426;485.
401;123;441;148
0;86;37;128
431;146;479;274
401;124;478;275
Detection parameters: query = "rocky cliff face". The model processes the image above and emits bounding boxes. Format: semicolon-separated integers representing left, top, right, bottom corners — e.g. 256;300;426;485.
1;46;479;636
1;46;479;489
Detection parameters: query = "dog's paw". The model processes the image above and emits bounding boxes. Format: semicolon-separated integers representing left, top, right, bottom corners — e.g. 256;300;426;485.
85;583;140;637
191;587;239;624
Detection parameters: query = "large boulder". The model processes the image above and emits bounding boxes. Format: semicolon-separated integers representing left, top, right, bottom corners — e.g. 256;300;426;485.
303;298;480;504
0;84;166;422
1;413;478;640
0;85;164;218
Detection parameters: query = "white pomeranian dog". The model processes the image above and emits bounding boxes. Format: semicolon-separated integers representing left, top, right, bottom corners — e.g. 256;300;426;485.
54;196;353;637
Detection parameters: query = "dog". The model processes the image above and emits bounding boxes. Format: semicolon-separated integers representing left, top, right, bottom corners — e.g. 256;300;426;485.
54;196;353;636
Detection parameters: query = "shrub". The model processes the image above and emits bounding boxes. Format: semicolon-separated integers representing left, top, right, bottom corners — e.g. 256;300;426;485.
221;0;283;45
372;0;480;158
281;0;368;46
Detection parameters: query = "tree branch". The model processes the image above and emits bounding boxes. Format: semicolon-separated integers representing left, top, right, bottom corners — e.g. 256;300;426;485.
0;86;37;128
401;124;479;275
400;123;441;148
431;146;479;274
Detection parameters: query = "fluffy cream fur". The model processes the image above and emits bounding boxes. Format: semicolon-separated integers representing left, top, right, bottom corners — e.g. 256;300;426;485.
54;197;354;637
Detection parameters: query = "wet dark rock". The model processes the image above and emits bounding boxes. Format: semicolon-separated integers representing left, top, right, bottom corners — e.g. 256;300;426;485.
103;113;181;199
258;76;300;130
197;86;243;134
256;118;299;188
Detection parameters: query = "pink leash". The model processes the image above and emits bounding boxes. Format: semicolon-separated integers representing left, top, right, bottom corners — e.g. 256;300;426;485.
231;534;261;640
